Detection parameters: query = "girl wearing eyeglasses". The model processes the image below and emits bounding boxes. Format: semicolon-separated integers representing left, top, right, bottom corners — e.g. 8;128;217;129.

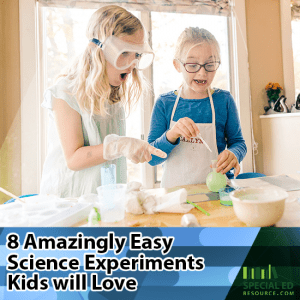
148;27;247;188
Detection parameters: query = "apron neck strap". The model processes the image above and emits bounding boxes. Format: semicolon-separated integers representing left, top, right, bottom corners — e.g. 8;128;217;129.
170;87;182;123
170;87;216;125
207;88;216;125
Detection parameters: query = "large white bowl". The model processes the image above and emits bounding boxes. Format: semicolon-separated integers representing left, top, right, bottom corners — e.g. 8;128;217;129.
229;188;289;227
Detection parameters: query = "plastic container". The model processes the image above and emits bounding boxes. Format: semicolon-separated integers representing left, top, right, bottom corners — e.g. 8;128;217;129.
206;160;227;192
101;163;116;186
96;184;127;222
0;194;92;227
34;202;93;227
218;187;235;206
21;195;56;212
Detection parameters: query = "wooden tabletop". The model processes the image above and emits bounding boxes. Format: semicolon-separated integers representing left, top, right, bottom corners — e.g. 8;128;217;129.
75;174;300;228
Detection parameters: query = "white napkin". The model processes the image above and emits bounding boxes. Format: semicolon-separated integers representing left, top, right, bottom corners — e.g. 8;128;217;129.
125;182;193;214
154;189;193;213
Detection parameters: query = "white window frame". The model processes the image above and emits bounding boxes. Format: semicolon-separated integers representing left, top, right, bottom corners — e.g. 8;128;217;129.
20;0;253;193
280;0;295;107
229;0;253;174
140;11;155;188
20;0;46;194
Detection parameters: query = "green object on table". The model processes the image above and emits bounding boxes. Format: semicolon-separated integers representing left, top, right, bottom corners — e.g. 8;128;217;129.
187;200;210;216
86;207;101;223
206;160;227;192
94;207;101;221
219;187;235;206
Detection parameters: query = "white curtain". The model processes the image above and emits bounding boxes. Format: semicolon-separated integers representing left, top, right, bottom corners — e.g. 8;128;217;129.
37;0;232;16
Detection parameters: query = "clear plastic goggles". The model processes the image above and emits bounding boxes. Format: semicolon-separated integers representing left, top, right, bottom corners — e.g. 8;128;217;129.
91;36;154;70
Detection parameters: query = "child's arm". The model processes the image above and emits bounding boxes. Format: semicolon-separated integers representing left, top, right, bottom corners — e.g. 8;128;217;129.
147;98;179;166
216;95;247;176
148;98;199;166
53;97;106;171
53;98;166;170
225;97;247;162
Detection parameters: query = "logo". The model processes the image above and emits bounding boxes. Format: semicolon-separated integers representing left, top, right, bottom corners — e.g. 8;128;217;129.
241;265;294;297
243;265;277;280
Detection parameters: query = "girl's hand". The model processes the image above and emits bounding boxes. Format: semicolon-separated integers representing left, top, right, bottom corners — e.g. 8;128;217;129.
103;134;167;164
216;150;240;177
166;117;200;144
125;141;167;164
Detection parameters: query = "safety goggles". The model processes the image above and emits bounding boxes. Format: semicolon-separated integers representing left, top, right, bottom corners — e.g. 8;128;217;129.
90;35;154;70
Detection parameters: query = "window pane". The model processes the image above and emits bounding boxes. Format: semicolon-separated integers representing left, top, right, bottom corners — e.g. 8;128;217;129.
292;20;300;96
45;7;95;88
44;7;141;182
151;12;230;183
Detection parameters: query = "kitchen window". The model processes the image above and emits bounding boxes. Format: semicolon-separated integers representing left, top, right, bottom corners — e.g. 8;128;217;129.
20;0;252;193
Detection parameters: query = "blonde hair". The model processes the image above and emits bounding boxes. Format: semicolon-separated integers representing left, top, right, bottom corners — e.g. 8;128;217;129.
174;27;221;63
60;5;146;116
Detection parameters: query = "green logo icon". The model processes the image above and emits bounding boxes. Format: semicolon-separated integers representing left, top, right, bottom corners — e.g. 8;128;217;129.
243;264;278;280
241;264;294;296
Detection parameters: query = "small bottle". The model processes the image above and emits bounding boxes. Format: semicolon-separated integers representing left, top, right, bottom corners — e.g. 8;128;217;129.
87;208;100;227
206;159;227;192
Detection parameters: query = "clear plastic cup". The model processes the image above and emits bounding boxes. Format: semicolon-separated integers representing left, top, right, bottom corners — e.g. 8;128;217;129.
219;187;235;206
96;184;127;222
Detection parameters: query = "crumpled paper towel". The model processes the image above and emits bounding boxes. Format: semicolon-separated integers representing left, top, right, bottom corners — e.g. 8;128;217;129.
127;181;143;192
126;191;144;215
125;181;193;215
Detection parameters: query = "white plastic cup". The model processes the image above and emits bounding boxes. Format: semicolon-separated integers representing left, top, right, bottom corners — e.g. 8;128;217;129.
96;184;127;222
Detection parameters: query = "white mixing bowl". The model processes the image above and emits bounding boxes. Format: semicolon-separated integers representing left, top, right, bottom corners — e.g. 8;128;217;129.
229;188;289;227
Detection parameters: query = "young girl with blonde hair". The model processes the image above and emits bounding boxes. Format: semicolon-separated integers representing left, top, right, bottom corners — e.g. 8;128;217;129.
148;27;247;188
40;5;166;197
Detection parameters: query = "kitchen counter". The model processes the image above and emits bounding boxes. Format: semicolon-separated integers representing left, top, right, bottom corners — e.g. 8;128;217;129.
75;173;300;228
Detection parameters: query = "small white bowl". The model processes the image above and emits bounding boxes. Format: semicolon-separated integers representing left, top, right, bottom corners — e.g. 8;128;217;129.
229;188;289;227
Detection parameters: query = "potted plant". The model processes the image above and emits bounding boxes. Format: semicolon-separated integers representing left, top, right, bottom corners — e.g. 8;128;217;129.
265;82;283;108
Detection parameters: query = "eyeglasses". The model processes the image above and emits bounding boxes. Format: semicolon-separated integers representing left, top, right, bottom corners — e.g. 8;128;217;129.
179;60;220;73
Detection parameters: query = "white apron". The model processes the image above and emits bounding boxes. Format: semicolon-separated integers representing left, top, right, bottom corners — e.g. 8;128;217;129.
161;87;219;188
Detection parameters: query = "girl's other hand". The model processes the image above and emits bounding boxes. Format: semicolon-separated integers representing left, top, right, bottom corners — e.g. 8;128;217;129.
216;150;240;177
103;134;167;164
166;117;199;144
130;144;167;164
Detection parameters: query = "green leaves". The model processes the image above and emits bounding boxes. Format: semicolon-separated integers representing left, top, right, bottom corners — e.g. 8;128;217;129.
267;89;281;102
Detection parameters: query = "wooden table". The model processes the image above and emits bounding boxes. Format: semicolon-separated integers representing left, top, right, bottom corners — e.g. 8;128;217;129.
76;174;300;227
